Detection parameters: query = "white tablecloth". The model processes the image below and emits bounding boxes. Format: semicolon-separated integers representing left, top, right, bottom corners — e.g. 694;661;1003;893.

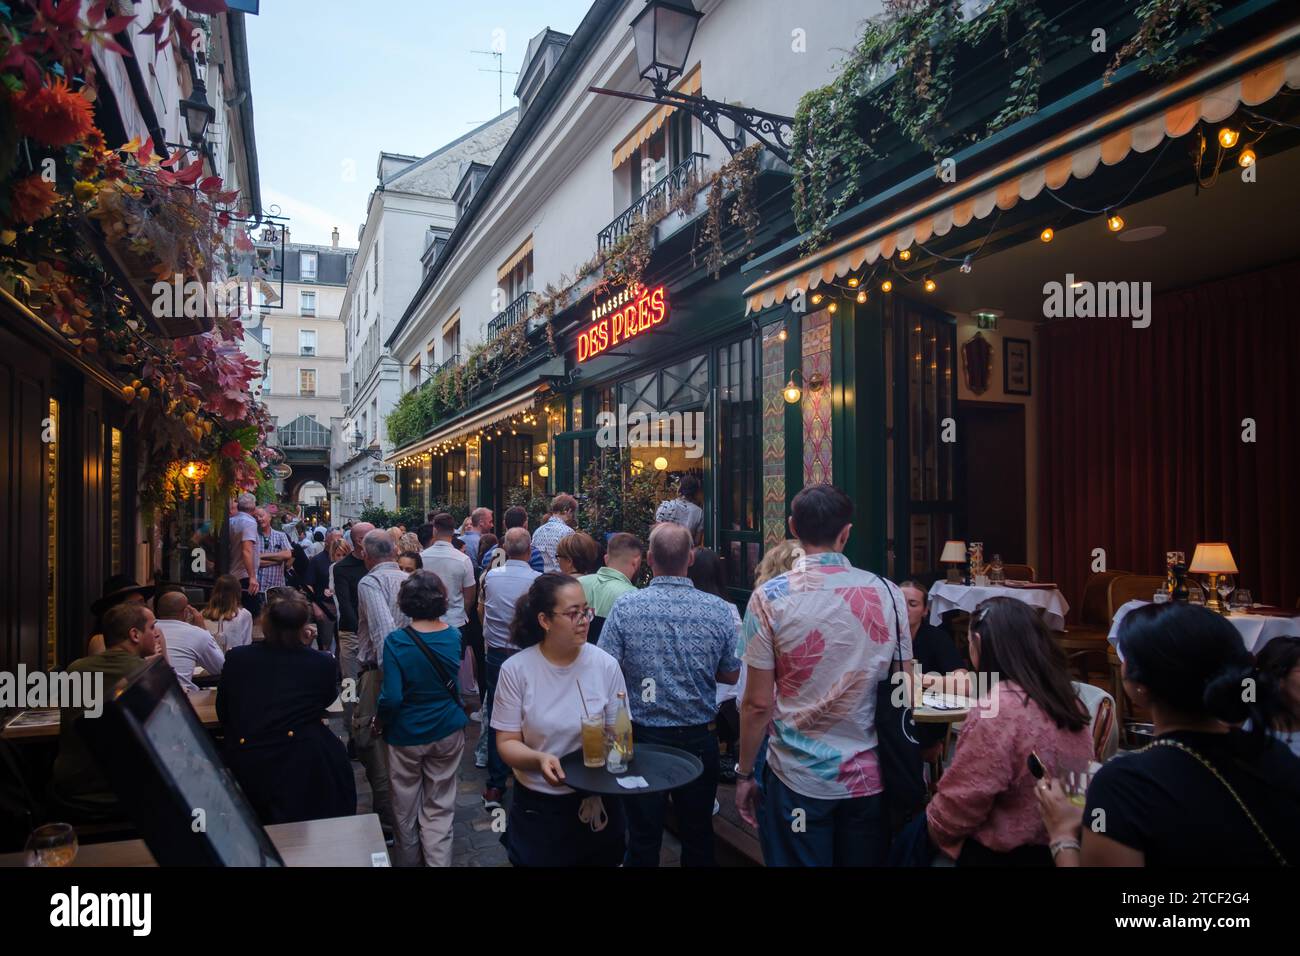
1109;599;1300;658
928;582;1070;632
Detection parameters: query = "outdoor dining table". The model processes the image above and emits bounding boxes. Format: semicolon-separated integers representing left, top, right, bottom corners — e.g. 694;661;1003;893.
1108;599;1300;658
928;581;1071;633
1;689;342;742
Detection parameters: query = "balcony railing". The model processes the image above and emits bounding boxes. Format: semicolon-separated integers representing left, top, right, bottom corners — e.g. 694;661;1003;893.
598;152;708;253
486;291;538;344
434;353;461;375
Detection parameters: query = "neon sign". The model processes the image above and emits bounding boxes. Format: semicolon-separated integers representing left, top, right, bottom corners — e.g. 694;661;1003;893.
576;284;668;362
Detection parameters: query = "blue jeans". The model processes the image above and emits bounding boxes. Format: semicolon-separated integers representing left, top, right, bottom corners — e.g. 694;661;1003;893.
623;723;719;867
758;764;888;867
484;647;513;791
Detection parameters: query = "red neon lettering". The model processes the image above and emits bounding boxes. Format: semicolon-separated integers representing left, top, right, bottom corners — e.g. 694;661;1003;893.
651;286;666;324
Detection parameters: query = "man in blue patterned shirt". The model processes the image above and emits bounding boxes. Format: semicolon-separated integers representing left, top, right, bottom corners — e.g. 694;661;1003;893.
599;523;741;867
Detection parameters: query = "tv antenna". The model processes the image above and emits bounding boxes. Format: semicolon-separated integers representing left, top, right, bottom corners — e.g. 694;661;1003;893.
471;49;519;116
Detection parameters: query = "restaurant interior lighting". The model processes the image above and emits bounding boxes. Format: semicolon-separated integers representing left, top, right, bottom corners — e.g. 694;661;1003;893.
1189;542;1239;615
940;540;967;582
538;465;549;478
654;456;669;470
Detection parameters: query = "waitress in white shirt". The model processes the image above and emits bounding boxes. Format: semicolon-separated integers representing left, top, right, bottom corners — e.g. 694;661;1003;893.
491;573;628;866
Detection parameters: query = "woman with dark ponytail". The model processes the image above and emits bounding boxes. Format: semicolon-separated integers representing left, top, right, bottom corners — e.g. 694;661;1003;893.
490;573;629;866
1038;603;1300;866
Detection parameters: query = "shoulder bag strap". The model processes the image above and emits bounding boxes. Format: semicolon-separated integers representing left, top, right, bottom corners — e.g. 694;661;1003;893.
1145;738;1288;866
402;626;460;703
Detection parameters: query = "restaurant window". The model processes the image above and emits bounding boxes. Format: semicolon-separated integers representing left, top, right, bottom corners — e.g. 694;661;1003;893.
619;371;657;415
892;301;957;578
498;435;533;505
660;353;708;409
716;336;761;593
299;368;317;397
300;251;317;282
109;426;123;575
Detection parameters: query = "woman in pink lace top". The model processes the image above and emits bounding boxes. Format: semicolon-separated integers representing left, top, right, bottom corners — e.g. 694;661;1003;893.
926;598;1093;865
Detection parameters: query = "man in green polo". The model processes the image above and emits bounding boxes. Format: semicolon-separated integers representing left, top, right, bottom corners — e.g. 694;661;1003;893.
580;533;643;618
49;602;160;820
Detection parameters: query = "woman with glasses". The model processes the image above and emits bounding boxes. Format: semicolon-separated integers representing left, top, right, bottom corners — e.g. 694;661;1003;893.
925;597;1093;865
491;573;629;866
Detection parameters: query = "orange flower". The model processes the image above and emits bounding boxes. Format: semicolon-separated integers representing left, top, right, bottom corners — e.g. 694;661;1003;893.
9;174;59;224
12;78;96;147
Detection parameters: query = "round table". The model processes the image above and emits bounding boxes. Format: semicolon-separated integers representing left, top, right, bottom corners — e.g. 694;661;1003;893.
558;742;703;795
929;582;1071;632
913;694;972;724
1108;599;1300;658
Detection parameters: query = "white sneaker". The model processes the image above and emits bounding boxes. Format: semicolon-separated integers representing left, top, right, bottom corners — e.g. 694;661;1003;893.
469;711;482;722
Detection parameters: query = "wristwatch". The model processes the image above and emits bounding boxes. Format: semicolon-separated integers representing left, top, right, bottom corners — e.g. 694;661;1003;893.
734;763;754;781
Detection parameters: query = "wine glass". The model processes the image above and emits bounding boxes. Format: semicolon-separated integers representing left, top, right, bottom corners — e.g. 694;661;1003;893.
25;822;77;867
1232;588;1253;610
1216;574;1235;609
1188;586;1205;606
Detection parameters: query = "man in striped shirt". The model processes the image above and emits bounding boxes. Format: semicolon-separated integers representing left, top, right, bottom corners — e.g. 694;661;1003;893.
531;493;577;573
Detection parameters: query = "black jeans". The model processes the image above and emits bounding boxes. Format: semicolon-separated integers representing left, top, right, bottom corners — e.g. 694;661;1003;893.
624;722;719;867
239;578;263;618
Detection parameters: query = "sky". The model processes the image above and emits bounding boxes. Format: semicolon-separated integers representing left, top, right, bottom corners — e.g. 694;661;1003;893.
244;1;594;248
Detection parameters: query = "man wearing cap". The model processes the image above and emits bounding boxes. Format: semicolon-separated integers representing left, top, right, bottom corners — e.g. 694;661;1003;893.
86;574;156;657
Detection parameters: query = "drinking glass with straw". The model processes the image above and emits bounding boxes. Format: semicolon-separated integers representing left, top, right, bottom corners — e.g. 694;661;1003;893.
578;680;605;769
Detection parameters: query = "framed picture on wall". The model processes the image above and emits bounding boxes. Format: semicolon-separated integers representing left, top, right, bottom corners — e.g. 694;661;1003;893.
1004;337;1031;396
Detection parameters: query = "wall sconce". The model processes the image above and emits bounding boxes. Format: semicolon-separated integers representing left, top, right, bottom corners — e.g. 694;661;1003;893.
783;368;824;404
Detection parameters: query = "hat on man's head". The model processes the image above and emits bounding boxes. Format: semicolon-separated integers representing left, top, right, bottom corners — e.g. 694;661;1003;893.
91;574;156;616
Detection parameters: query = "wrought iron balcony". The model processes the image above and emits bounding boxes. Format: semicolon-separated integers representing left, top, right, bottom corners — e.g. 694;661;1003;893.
486;291;538;344
434;352;461;375
598;152;708;253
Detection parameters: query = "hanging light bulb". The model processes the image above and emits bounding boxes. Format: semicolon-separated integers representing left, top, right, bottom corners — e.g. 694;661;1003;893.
960;255;973;274
1040;227;1054;243
827;301;838;314
1106;212;1125;233
811;292;823;306
847;276;859;288
881;279;893;293
1217;127;1239;149
923;277;937;293
898;249;912;262
856;290;868;304
777;326;788;342
1238;147;1256;168
783;375;802;405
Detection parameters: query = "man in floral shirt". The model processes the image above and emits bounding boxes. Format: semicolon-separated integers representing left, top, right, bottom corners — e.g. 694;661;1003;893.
734;483;910;866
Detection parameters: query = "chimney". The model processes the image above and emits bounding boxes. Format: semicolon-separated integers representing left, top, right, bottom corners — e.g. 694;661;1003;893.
331;226;339;249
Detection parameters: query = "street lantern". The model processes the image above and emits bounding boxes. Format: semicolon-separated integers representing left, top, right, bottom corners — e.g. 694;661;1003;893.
179;75;216;145
630;0;703;90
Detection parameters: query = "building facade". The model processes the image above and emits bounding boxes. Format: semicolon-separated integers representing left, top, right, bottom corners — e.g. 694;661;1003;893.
384;0;876;598
252;238;355;514
336;112;519;524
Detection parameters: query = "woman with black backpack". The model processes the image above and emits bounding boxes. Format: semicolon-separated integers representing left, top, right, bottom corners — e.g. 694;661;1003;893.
378;571;469;866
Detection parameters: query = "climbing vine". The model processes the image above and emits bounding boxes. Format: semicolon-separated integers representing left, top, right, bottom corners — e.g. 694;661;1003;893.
790;0;1222;249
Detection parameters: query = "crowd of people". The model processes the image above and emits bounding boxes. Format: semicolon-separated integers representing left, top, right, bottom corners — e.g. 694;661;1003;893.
48;480;1300;868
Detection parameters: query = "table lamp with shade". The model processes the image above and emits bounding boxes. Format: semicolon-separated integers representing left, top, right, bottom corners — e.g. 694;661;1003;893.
1189;542;1238;615
940;540;967;583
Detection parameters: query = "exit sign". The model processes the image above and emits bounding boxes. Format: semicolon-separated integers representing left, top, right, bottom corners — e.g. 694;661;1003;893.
974;311;999;330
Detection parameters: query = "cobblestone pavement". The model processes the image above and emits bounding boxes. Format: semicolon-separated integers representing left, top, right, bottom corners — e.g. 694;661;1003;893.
344;700;685;867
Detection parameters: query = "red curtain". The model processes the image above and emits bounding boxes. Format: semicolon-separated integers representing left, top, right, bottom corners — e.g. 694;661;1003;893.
1038;259;1300;617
